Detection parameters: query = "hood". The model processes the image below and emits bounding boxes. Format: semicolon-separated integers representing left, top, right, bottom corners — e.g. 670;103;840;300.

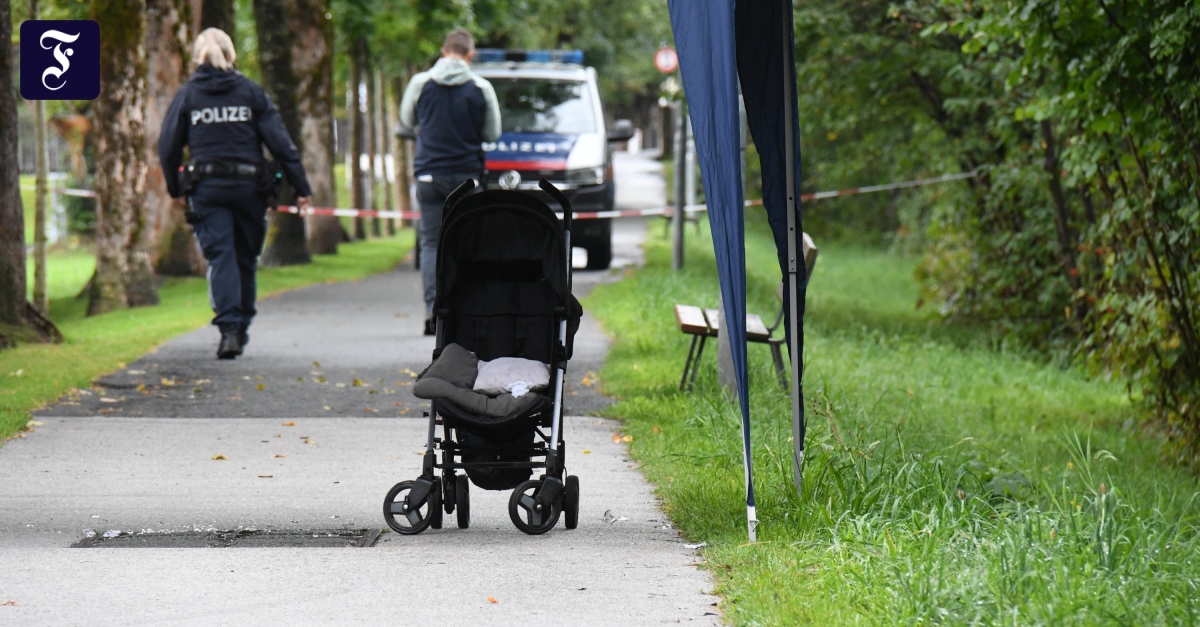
428;58;474;86
190;64;244;94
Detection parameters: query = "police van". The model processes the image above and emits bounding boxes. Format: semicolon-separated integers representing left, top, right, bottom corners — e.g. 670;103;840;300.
473;49;634;269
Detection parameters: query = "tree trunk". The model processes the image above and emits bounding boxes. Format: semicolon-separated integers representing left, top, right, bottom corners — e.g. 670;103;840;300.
349;37;368;240
31;0;49;316
0;0;27;333
1040;119;1080;293
200;0;234;34
375;68;395;236
390;74;413;228
367;59;381;238
147;0;206;277
293;0;341;255
254;0;312;266
89;0;159;316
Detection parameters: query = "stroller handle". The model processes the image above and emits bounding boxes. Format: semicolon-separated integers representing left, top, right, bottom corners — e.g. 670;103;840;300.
538;178;572;232
443;178;478;216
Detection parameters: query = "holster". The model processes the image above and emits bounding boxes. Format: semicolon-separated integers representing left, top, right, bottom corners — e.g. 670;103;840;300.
178;165;196;196
258;161;284;207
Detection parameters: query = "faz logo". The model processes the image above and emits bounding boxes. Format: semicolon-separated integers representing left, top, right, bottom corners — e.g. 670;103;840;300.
20;20;100;101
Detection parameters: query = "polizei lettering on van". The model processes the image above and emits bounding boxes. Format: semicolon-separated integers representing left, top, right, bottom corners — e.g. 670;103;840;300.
191;106;252;126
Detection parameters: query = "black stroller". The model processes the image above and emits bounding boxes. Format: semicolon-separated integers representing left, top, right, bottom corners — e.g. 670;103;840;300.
383;179;583;535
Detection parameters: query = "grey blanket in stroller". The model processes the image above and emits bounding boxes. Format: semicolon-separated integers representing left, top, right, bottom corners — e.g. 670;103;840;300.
412;343;545;418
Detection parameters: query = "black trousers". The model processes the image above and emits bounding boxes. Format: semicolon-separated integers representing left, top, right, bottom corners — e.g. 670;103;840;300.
187;179;267;333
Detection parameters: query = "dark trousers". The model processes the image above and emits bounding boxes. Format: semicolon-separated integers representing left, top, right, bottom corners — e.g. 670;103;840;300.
187;179;267;333
416;172;480;318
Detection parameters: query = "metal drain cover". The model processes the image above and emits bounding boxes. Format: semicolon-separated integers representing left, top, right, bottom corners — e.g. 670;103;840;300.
73;528;382;548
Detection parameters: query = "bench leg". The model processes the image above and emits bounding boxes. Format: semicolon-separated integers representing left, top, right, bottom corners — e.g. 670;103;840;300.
687;335;708;391
680;334;702;391
770;342;788;391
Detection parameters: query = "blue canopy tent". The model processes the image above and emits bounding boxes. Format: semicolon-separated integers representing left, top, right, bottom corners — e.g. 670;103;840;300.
666;0;806;541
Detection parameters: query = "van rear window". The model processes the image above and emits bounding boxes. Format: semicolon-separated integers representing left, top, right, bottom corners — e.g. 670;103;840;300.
491;79;596;134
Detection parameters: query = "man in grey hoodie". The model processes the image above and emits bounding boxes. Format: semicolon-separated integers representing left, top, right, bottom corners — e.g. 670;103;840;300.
400;28;502;335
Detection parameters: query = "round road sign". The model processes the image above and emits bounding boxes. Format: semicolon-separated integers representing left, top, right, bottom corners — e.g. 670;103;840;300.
654;47;678;74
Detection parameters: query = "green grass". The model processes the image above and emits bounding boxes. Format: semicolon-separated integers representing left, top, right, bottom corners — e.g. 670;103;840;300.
586;210;1200;624
1;232;413;439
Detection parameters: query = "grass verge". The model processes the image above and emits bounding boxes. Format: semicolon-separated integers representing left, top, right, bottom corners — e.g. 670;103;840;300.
1;232;413;440
586;211;1200;624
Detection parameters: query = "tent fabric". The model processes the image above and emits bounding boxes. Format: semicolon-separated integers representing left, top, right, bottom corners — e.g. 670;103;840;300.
667;0;754;511
667;0;807;528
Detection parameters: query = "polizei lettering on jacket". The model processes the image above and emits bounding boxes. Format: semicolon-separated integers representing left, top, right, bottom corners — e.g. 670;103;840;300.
191;106;253;126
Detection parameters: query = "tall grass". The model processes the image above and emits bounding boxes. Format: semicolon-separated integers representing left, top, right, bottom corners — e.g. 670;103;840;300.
586;210;1200;624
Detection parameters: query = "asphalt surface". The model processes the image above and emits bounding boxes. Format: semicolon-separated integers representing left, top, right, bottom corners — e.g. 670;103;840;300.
0;152;720;626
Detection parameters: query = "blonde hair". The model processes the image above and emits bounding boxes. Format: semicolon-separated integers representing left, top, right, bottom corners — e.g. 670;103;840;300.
193;28;236;70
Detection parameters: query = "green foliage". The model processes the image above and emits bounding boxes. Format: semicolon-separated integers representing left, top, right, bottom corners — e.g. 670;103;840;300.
586;214;1200;624
792;0;1199;443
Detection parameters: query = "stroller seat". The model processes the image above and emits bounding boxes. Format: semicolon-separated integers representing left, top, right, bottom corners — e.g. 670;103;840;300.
383;179;584;536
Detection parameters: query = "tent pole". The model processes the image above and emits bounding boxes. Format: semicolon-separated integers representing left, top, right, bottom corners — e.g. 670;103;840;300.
781;0;804;497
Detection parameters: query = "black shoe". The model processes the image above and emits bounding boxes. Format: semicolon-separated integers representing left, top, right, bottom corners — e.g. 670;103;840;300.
423;318;436;336
238;331;249;347
217;332;243;360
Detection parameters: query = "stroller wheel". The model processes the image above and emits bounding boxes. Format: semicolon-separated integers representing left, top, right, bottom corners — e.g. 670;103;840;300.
456;475;471;529
383;480;434;535
508;479;562;535
429;478;444;529
564;475;580;530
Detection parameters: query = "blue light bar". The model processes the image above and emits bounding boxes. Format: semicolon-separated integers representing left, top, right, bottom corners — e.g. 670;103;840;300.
475;49;584;65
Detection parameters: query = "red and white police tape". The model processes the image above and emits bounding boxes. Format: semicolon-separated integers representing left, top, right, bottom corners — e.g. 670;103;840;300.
29;171;975;220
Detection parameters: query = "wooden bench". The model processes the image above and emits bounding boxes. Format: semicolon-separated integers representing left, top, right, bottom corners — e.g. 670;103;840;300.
673;232;818;393
674;304;786;391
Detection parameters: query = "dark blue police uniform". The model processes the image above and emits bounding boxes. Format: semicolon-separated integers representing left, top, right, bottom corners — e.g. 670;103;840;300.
158;64;311;357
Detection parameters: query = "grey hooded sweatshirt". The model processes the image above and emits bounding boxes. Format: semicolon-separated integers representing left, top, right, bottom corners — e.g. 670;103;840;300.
399;57;502;177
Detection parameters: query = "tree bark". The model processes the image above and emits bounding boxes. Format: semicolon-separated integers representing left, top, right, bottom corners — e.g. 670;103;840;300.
367;59;381;238
1040;119;1080;292
293;0;341;255
390;74;413;228
0;0;27;332
349;37;368;240
254;0;312;266
200;0;235;34
147;0;206;277
31;0;49;315
375;68;395;236
89;0;160;316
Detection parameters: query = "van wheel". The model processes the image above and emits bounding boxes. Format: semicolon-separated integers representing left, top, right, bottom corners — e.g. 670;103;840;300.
585;238;612;270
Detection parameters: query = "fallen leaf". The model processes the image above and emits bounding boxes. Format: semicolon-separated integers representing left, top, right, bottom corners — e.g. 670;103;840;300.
258;475;273;479
323;406;332;411
272;454;286;459
394;381;412;387
612;433;621;443
126;369;145;375
652;425;663;434
282;421;295;427
581;449;592;454
335;383;346;388
256;383;267;391
1;600;16;606
100;397;119;403
352;378;365;387
160;377;176;386
487;596;498;604
228;395;242;401
368;389;378;395
622;435;634;443
26;420;45;428
364;407;378;413
211;454;227;460
304;439;316;445
313;361;320;368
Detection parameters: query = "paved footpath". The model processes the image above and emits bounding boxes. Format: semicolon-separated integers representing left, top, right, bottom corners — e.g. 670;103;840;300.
0;152;720;625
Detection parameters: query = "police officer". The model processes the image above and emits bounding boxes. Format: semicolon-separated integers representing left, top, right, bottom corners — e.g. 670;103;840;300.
158;28;312;359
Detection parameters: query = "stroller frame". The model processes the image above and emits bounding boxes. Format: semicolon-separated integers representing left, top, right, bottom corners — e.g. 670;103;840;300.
383;179;580;536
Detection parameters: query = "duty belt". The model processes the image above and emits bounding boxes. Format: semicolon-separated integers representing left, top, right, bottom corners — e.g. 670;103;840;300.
188;162;261;178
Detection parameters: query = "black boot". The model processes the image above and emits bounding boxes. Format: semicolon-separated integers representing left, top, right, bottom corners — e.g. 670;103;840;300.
423;317;436;336
217;331;243;360
238;328;249;348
